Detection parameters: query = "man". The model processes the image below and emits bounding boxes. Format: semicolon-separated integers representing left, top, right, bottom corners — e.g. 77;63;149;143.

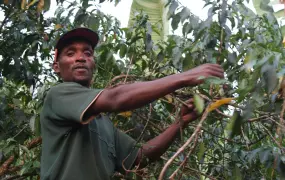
40;28;224;180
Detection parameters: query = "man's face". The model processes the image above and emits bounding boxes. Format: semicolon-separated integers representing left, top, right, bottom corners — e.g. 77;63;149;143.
53;41;95;87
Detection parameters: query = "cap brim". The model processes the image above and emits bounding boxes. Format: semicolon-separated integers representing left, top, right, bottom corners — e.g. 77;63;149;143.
55;28;99;51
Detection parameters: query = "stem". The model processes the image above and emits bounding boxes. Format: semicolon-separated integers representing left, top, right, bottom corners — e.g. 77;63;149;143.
12;124;28;139
158;108;210;180
261;124;283;150
277;98;285;144
160;156;217;180
169;133;199;180
124;55;134;83
122;104;152;174
107;74;137;87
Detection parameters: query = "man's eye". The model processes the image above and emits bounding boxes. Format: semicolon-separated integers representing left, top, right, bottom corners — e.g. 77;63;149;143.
67;52;74;57
85;51;92;57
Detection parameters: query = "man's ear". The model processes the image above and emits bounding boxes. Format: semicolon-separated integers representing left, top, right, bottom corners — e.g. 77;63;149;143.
53;61;60;74
53;49;60;75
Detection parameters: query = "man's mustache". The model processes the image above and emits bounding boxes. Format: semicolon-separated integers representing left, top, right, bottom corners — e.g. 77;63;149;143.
72;64;88;70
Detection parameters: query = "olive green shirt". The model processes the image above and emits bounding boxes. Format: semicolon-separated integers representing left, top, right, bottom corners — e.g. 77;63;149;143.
40;82;139;180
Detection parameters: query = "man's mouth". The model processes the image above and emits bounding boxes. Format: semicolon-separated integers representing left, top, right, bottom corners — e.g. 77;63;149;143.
73;66;88;70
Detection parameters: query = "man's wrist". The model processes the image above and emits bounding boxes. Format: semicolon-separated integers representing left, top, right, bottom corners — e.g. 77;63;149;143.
174;120;186;129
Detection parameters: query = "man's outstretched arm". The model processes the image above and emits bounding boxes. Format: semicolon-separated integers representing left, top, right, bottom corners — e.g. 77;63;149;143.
134;99;198;167
90;64;223;115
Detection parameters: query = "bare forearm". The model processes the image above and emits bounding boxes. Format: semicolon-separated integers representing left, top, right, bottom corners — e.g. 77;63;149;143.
92;64;224;114
98;74;184;112
135;122;181;166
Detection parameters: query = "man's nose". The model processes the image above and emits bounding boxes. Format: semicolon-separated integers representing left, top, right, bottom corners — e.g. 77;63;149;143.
75;54;86;63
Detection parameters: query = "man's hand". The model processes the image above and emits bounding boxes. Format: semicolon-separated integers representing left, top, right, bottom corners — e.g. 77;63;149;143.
135;98;201;167
180;63;224;86
180;98;199;128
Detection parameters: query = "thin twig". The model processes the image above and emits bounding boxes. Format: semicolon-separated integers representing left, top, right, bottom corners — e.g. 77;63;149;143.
158;107;210;180
160;156;217;180
247;115;268;123
215;109;231;118
261;124;283;150
241;127;250;150
169;133;199;180
198;126;240;144
107;74;137;87
124;55;134;83
174;97;189;107
268;117;285;129
217;27;224;64
124;128;136;134
12;124;28;139
122;104;152;175
135;113;164;132
247;135;267;146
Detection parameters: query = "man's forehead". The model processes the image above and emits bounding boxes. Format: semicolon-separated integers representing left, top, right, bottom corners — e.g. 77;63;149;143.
63;41;93;50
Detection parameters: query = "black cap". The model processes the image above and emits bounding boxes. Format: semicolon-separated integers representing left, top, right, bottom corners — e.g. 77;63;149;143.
55;28;99;52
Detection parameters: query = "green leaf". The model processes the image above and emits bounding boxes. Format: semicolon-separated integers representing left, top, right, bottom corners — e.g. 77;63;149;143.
20;161;33;175
29;115;36;132
180;7;190;23
259;148;272;164
219;0;227;26
260;0;273;12
172;47;182;69
189;15;199;30
3;145;15;156
19;145;29;154
228;52;237;64
204;76;229;85
226;111;243;138
33;160;40;168
232;165;242;180
182;53;194;71
262;64;278;93
119;44;127;58
168;1;178;16
194;94;204;114
171;13;180;31
35;116;41;137
88;16;100;30
145;33;153;52
197;142;206;161
182;22;192;36
157;51;164;63
276;154;285;178
44;0;51;11
82;0;88;8
248;148;263;164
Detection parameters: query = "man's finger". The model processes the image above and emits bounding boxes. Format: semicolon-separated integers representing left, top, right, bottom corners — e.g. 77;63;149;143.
186;104;194;109
185;98;194;104
209;71;224;78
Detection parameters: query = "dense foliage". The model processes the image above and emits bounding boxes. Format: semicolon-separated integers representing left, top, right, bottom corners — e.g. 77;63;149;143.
0;0;285;179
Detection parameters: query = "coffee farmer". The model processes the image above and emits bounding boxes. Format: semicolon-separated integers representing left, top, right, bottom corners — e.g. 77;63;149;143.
40;28;224;180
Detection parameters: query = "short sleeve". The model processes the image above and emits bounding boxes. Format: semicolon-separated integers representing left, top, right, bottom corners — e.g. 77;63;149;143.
114;129;139;174
46;82;103;124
